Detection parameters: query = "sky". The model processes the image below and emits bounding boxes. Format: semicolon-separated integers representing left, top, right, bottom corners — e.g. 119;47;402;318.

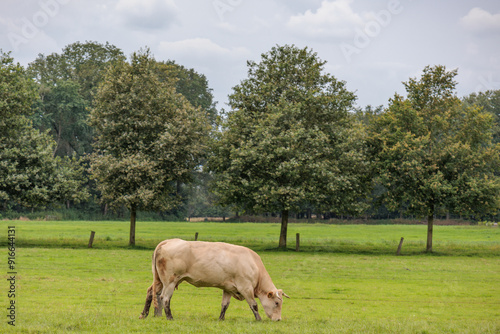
1;0;500;110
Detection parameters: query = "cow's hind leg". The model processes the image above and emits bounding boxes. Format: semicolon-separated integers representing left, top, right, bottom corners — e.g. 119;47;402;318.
139;285;153;319
159;282;177;320
153;279;164;317
219;291;232;320
154;291;162;317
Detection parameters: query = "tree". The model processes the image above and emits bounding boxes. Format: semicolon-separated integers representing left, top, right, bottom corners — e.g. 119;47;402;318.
0;51;88;210
89;49;211;246
369;65;500;252
209;45;371;249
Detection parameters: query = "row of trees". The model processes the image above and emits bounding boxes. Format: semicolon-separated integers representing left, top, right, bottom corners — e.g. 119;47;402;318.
1;42;499;251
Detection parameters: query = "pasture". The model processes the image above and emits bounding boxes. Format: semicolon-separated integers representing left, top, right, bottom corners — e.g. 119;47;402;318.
1;220;499;333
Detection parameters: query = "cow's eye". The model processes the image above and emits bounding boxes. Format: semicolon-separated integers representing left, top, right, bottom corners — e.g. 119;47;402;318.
275;302;279;307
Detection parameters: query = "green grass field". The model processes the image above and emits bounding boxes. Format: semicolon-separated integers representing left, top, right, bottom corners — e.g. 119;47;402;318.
1;220;499;333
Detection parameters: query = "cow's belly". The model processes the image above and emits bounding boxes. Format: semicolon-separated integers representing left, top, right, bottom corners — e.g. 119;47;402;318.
183;276;245;300
182;263;234;288
183;276;226;288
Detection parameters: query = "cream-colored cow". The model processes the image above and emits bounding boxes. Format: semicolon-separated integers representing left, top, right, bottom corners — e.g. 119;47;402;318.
139;239;289;321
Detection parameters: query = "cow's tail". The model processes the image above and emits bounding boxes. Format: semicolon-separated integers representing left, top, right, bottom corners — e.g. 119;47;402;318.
152;244;161;311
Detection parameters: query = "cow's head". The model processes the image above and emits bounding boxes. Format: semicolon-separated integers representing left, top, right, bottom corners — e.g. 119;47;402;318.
260;289;289;321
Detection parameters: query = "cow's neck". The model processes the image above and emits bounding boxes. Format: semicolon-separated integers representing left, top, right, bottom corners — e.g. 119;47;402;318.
256;269;276;297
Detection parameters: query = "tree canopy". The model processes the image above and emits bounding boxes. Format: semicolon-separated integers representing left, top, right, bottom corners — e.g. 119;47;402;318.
0;51;37;131
463;90;500;144
156;60;218;126
31;79;89;157
28;41;125;103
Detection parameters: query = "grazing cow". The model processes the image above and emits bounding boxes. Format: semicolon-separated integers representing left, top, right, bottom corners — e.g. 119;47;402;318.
139;239;289;321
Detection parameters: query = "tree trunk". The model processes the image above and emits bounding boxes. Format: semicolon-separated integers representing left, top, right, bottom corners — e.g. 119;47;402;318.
53;122;61;157
129;205;137;246
426;213;434;253
279;210;288;249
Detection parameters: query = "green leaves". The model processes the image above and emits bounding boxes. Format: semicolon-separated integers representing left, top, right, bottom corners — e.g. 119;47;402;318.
31;79;89;156
210;45;370;216
0;51;37;133
27;42;126;157
0;119;88;209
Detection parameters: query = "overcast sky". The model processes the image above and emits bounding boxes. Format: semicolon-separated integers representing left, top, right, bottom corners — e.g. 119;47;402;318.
2;0;500;110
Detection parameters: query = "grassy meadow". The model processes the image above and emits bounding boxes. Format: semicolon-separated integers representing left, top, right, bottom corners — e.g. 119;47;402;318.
1;220;499;333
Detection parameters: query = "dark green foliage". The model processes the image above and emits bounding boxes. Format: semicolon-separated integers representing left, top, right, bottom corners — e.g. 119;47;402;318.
28;41;125;104
156;60;218;125
28;41;125;157
0;51;89;210
462;90;500;144
0;51;37;132
31;79;89;156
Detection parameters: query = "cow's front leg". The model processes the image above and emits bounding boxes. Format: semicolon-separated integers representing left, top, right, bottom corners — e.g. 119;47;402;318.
241;288;262;321
248;300;262;321
247;299;262;321
219;291;232;320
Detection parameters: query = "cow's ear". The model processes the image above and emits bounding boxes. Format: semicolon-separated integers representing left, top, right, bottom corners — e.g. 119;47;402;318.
267;291;274;298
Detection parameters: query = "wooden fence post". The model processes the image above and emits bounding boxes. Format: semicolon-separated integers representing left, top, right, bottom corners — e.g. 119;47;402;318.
88;231;96;248
195;232;199;241
296;233;300;252
396;237;404;255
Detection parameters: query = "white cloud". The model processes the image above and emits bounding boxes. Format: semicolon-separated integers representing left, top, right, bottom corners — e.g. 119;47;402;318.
115;0;179;29
460;7;500;33
287;0;369;39
158;38;248;60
